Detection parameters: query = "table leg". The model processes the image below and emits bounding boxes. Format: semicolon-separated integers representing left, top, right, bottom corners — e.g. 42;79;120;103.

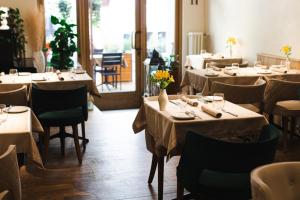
158;156;164;200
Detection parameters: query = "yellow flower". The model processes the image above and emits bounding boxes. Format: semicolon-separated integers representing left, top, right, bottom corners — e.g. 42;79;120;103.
151;70;175;89
281;45;292;56
226;37;237;45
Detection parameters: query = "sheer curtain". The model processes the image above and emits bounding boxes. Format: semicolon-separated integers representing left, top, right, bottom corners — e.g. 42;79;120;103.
27;0;45;72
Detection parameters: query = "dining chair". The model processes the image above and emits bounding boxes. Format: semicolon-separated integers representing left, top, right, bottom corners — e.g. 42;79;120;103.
251;162;300;200
95;53;123;90
0;190;9;200
210;78;266;113
264;79;300;150
0;145;21;200
176;124;280;200
0;85;28;106
31;84;88;165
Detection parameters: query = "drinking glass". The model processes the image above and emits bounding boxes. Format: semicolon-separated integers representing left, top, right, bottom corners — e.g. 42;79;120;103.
213;93;225;110
0;104;8;124
45;66;54;80
9;68;18;82
205;63;212;73
201;50;207;54
196;92;203;101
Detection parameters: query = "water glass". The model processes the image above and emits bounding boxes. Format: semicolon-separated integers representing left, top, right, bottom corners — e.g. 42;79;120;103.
205;63;212;73
0;104;8;124
213;93;225;110
9;68;18;82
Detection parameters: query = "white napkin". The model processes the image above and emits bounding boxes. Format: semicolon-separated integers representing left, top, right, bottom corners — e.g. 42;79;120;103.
223;69;237;76
201;105;222;118
181;96;199;107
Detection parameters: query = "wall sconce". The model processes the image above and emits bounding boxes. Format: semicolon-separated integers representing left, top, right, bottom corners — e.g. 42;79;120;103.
0;7;9;30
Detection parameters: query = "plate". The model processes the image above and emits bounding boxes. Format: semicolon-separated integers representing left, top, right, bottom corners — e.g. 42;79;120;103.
4;106;28;113
171;112;195;120
257;70;272;74
74;69;86;74
31;77;46;81
18;72;31;76
204;73;219;77
203;96;223;102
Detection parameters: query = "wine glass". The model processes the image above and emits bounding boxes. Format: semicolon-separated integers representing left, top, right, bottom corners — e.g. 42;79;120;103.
205;63;212;74
213;93;225;110
0;104;8;124
9;68;18;82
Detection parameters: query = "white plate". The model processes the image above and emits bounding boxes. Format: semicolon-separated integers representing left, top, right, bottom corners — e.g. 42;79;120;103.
204;73;219;77
5;106;28;113
203;96;223;102
31;77;46;81
171;112;195;120
74;69;86;74
257;70;272;74
18;72;31;76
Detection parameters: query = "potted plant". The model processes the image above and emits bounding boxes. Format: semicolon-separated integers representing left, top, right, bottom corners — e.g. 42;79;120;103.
49;15;78;70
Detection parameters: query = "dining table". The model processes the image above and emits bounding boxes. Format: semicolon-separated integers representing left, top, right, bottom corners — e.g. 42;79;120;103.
0;106;44;168
132;95;268;200
181;66;300;95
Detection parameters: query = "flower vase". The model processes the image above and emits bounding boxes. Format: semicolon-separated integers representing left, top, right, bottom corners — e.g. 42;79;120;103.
285;57;291;70
158;89;168;111
229;45;233;57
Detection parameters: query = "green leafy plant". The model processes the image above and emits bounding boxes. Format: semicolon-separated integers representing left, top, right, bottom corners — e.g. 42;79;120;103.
7;8;26;67
49;15;78;70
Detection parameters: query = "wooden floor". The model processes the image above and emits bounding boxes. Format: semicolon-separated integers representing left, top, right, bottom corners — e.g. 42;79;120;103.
20;108;300;200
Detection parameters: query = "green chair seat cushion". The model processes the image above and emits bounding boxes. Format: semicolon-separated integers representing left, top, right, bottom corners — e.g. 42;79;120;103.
38;107;84;126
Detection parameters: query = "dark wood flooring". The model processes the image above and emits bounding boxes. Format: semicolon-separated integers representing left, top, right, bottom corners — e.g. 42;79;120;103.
20;109;300;200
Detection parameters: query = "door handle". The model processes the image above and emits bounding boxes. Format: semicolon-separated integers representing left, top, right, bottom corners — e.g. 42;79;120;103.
131;31;141;51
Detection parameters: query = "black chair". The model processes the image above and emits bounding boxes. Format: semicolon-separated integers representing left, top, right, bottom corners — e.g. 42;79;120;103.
31;85;88;164
95;53;122;90
177;124;280;200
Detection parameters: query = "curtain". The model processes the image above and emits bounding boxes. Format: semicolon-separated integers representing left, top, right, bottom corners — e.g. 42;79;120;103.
26;0;45;72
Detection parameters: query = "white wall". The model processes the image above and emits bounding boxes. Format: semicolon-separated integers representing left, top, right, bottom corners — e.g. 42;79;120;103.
207;0;300;63
182;0;206;66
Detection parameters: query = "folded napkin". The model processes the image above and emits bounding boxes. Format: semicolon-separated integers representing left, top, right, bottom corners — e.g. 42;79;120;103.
57;74;64;81
256;64;268;69
201;105;222;118
212;66;222;71
223;69;237;76
272;68;287;73
181;96;199;107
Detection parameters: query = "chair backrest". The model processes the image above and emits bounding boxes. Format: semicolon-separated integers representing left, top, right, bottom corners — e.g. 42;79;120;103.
251;162;300;200
31;84;88;120
178;124;280;174
102;53;122;66
0;145;21;200
264;79;300;114
0;85;28;106
211;78;266;106
0;190;9;200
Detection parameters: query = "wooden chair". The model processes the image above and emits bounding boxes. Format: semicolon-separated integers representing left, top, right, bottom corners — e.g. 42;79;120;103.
0;145;21;200
264;79;300;150
211;78;266;113
31;85;88;165
176;125;280;200
251;162;300;200
0;190;9;200
0;85;28;106
95;53;122;90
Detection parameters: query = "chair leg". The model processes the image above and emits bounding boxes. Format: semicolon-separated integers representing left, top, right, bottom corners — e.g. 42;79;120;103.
282;116;289;151
72;125;82;165
158;156;164;200
59;126;65;156
177;178;184;200
148;154;158;184
43;127;50;163
81;122;86;150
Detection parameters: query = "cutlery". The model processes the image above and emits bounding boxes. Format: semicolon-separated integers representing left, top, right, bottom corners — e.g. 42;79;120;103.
185;110;202;119
169;100;180;106
222;108;238;117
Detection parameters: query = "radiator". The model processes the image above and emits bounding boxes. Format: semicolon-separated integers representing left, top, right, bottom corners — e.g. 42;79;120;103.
187;32;204;55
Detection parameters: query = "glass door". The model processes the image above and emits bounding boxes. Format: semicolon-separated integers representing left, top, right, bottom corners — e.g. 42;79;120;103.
89;0;144;109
